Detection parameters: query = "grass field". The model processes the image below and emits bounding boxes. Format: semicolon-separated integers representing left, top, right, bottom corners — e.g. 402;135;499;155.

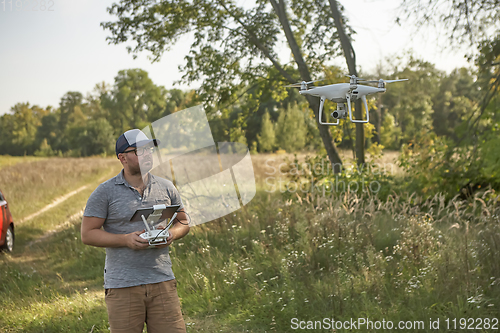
0;156;48;170
0;157;120;222
1;154;499;332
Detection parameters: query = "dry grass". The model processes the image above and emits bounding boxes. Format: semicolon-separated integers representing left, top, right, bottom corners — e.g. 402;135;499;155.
0;157;121;220
0;156;47;170
250;150;403;185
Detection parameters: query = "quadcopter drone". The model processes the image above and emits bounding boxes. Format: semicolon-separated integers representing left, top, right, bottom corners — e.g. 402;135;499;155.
286;75;408;126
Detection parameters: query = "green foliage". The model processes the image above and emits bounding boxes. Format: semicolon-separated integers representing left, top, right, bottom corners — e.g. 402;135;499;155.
101;0;346;108
279;153;395;200
174;190;500;331
381;56;440;145
398;121;500;199
398;0;499;48
275;104;307;152
59;92;85;131
36;112;62;153
380;113;402;149
67;119;116;157
34;138;57;157
229;127;248;145
103;69;168;135
397;36;500;199
257;112;275;152
432;68;480;140
165;89;199;115
0;69;202;157
398;135;448;196
0;103;49;155
228;111;248;145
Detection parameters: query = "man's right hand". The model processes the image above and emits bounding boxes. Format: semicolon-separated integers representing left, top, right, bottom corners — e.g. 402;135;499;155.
124;230;150;250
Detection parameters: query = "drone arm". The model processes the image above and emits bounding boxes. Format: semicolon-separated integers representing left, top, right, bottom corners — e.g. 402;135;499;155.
318;97;339;126
348;94;369;123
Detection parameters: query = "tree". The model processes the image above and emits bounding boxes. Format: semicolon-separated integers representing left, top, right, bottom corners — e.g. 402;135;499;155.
396;35;500;197
257;111;276;152
102;0;353;171
380;113;401;149
86;82;113;121
102;69;168;135
432;68;480;140
165;89;199;115
34;139;56;157
35;111;61;153
0;103;48;155
397;0;500;138
398;0;499;47
67;118;115;156
381;56;441;145
58;92;87;152
275;103;307;152
328;0;365;165
59;92;86;130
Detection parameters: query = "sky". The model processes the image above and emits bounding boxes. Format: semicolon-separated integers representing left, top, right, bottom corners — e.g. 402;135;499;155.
0;0;473;116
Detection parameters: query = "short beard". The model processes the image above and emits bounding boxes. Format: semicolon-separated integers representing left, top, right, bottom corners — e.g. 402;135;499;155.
129;164;143;176
139;160;153;175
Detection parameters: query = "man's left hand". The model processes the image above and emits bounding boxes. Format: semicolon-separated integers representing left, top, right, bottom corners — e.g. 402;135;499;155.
154;226;175;249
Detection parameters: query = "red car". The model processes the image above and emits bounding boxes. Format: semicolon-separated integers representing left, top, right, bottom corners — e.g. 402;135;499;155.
0;189;14;252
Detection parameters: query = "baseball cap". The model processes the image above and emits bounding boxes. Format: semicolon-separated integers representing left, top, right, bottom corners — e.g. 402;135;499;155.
115;129;160;156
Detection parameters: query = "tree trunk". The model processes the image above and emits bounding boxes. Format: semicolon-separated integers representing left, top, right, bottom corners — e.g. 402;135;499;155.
306;95;343;173
328;0;365;166
270;0;343;172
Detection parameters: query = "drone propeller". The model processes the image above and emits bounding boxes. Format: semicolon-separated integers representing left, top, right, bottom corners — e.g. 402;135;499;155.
364;79;408;83
345;74;367;86
284;79;321;88
345;74;366;80
363;78;409;88
383;79;408;83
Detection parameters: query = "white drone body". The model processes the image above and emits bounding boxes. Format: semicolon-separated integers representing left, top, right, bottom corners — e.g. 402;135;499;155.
287;75;408;126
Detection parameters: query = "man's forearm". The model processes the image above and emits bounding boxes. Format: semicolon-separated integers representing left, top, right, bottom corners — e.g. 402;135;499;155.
170;223;190;241
82;228;128;248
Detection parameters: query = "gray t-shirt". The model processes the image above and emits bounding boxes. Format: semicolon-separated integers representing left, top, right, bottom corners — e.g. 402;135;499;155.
83;170;183;289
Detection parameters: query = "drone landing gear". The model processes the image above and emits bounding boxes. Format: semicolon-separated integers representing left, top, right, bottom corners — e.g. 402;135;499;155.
318;97;339;126
346;94;369;123
318;94;370;126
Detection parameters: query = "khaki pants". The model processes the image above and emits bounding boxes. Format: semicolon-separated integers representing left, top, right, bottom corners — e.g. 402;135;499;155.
105;279;186;333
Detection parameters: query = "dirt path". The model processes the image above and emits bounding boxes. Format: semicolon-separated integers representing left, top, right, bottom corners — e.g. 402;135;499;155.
18;167;118;225
20;168;118;248
26;209;84;247
18;185;89;225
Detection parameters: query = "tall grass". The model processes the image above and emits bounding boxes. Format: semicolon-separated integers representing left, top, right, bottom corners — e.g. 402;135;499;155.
0;155;499;332
175;190;500;332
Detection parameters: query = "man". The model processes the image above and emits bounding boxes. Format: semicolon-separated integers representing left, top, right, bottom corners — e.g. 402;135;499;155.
81;129;189;333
